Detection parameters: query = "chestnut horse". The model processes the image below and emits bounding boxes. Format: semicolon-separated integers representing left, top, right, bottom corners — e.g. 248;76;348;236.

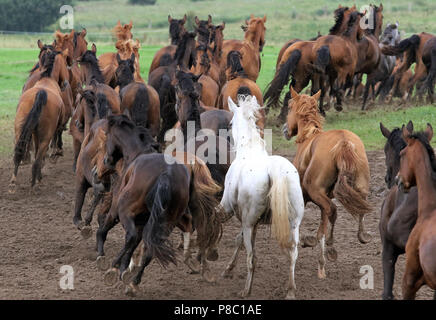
397;123;436;300
284;87;371;279
149;15;187;74
379;121;418;300
220;15;266;82
382;32;436;103
10;49;70;192
115;53;160;137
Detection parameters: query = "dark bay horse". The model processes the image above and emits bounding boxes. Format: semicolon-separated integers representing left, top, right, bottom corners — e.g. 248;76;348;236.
284;88;371;279
397;123;436;299
115;53;160;137
10;49;70;192
149;15;187;74
379;121;418;300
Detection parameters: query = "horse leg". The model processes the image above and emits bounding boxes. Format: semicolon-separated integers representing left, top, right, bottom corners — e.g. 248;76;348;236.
278;91;291;123
72;138;81;172
402;242;425;300
96;205;119;259
382;240;401;300
285;223;300;300
222;230;243;279
31;139;49;189
183;232;201;273
127;246;154;297
239;222;258;298
73;176;90;229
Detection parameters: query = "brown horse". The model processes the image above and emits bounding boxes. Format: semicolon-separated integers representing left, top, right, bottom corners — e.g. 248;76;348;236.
94;115;222;295
265;6;355;120
115;54;160;137
149;15;187;75
397;123;436;299
382;32;436;103
219;50;265;131
311;11;364;113
284;87;371;279
220;15;266;82
379;121;419;300
10;49;71;192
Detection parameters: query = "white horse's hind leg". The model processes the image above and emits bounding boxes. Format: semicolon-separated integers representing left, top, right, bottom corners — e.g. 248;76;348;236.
183;232;200;273
222;230;243;278
286;229;299;300
318;235;326;279
240;224;258;298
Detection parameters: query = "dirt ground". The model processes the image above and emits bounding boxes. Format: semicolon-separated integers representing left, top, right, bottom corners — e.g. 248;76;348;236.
0;142;434;300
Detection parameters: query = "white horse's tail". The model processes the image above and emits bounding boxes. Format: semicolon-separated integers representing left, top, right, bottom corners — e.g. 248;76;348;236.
268;164;294;249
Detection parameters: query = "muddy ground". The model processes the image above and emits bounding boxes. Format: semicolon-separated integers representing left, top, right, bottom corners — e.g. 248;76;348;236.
0;143;433;300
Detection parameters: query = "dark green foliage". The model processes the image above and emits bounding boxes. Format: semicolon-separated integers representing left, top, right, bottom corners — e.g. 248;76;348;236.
128;0;157;5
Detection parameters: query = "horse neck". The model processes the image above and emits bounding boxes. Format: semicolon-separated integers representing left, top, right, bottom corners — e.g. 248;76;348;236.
413;145;436;219
182;99;202;143
234;121;267;158
295;118;323;144
118;73;133;91
118;133;144;166
343;23;360;44
244;27;261;51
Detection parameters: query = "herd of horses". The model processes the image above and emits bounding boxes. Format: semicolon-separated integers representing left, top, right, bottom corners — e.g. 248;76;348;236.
6;3;436;300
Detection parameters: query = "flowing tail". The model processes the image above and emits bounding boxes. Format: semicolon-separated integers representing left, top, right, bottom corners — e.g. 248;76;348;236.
131;86;149;128
426;46;436;98
268;164;296;249
189;156;224;251
264;49;301;109
14;90;47;169
381;34;420;58
332;141;372;219
312;45;330;74
144;171;176;267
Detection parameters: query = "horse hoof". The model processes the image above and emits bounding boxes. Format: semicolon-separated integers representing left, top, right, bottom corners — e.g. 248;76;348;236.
202;270;216;283
8;184;16;194
301;235;318;248
325;237;334;246
221;269;233;279
80;226;92;239
96;255;110;271
121;270;135;285
104;268;120;286
206;248;219;262
326;247;338;262
125;283;139;297
318;268;327;279
285;292;296;300
77;221;85;230
334;105;343;112
358;231;372;244
185;258;201;273
239;289;250;298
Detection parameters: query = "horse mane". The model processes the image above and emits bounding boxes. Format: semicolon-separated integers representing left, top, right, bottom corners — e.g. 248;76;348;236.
388;128;407;155
40;50;60;78
197;44;211;71
112;22;132;41
174;32;196;67
169;19;185;45
410;131;436;179
293;95;324;143
177;71;201;127
329;7;348;35
344;11;360;38
196;20;211;45
227;50;247;79
81;50;105;83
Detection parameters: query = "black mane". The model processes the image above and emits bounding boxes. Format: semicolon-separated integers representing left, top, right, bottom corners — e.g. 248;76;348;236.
344;11;360;37
410;131;436;177
329;7;348;35
40;50;60;78
388;128;407;155
80;50;105;83
169;19;185;45
174;32;196;68
227;50;247;79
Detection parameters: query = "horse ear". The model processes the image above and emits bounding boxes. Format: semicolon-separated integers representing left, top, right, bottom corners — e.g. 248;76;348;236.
245;19;249;25
195;16;200;26
379;3;383;11
130;53;136;66
128;20;133;28
250;14;254;19
396;21;399;27
228;97;238;113
183;14;187;24
312;90;321;101
81;28;87;38
402;124;411;142
406;120;414;133
380;122;391;138
37;40;44;49
290;86;300;101
168;15;172;23
116;53;122;64
263;15;267;23
351;4;356;10
208;15;212;24
91;43;97;54
220;22;226;30
69;29;75;38
425;123;434;142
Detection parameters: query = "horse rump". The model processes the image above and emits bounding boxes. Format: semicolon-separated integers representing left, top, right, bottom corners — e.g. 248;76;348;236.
14;90;47;168
264;49;302;109
144;171;177;267
312;45;330;74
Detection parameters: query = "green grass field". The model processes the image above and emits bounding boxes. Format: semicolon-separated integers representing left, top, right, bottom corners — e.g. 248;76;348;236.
1;0;436;157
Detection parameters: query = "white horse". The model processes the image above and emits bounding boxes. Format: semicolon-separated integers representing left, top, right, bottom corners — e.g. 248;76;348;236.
220;95;304;299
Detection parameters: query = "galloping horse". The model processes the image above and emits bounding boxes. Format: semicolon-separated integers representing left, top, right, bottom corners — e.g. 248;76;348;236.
220;15;266;82
149;15;187;74
284;88;371;279
379;121;418;300
115;54;160;137
10;49;70;192
397;123;436;299
221;95;304;299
